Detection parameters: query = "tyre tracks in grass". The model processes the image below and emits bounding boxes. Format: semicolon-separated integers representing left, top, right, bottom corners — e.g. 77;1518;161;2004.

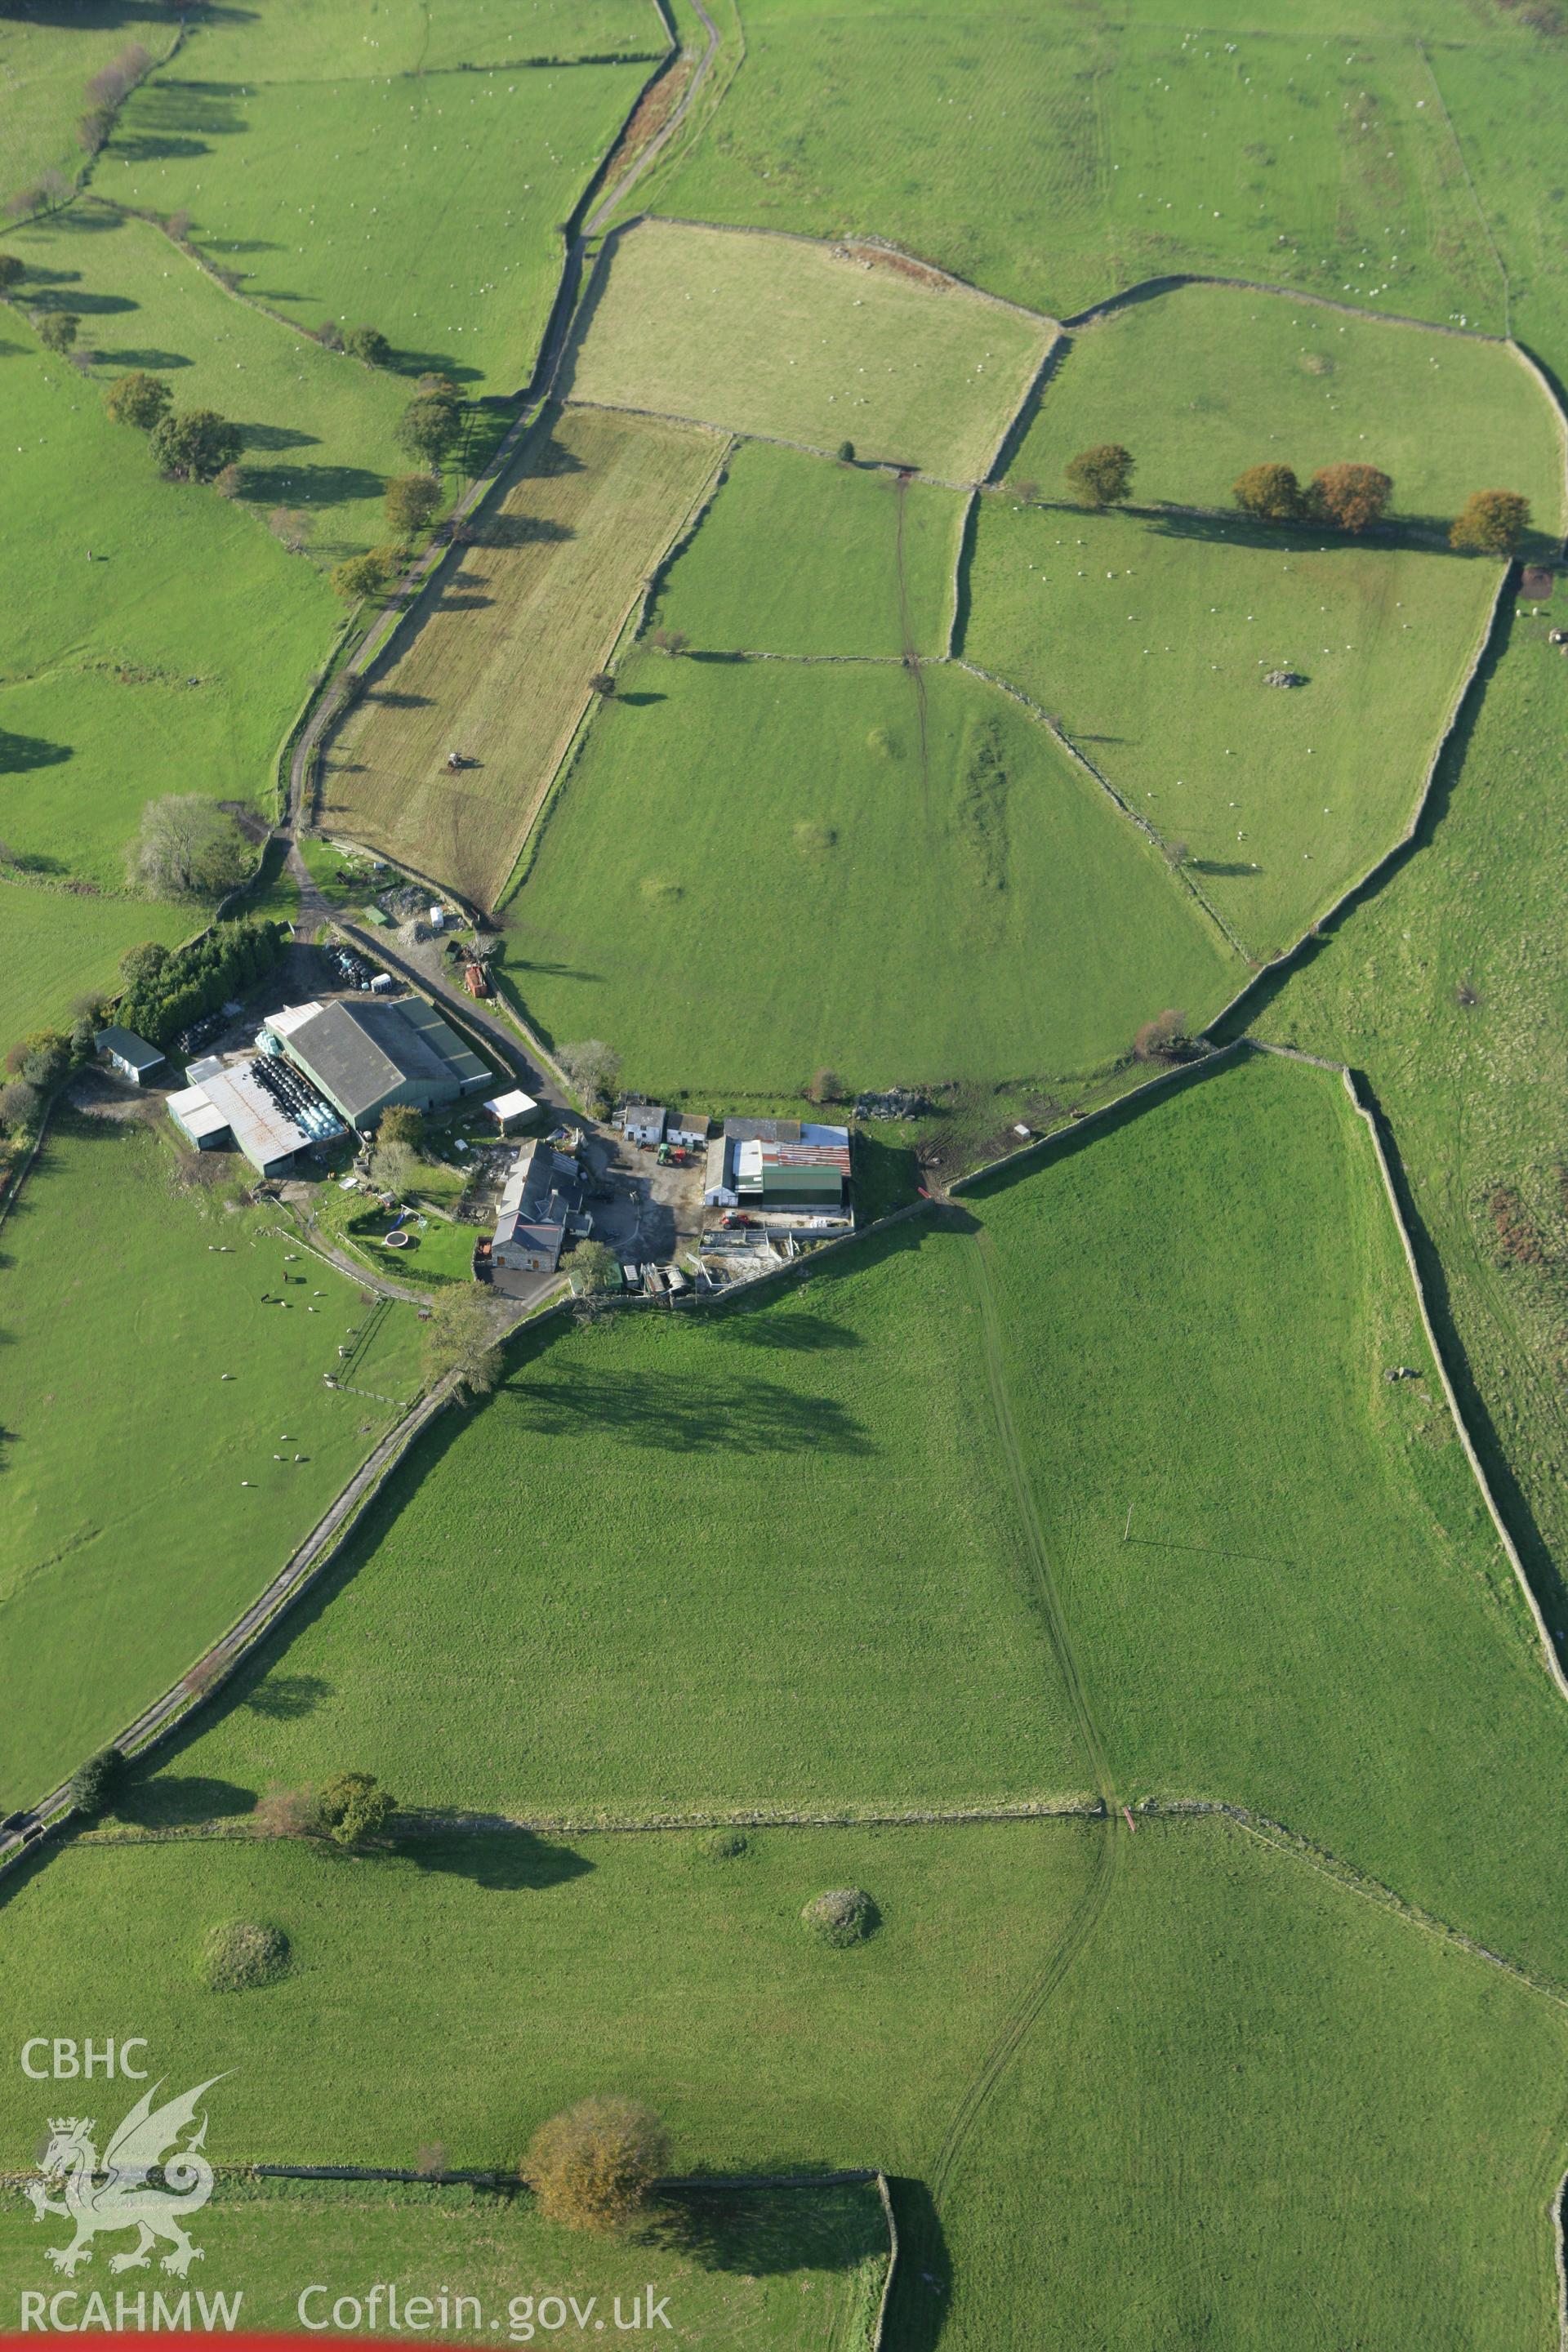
906;1227;1124;2282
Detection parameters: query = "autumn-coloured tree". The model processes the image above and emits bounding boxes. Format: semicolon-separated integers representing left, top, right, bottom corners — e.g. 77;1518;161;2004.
522;2098;670;2234
1232;462;1301;522
385;471;442;537
1450;488;1531;555
1307;462;1392;534
1064;443;1135;509
104;369;172;430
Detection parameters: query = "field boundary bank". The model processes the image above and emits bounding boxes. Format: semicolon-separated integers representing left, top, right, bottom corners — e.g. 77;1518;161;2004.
1251;1041;1568;1710
490;424;733;911
1205;562;1510;1036
586;0;725;242
0;1376;461;1875
67;1789;1568;2008
950;658;1250;960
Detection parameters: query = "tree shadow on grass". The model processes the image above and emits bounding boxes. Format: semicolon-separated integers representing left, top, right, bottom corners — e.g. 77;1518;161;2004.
242;460;386;510
0;731;72;773
115;1774;257;1829
394;1828;592;1893
502;1367;873;1456
648;2175;888;2276
468;513;572;550
97;345;194;371
710;1312;861;1353
245;1672;332;1720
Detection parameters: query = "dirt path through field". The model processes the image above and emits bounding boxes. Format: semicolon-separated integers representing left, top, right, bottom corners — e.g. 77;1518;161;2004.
886;1227;1124;2307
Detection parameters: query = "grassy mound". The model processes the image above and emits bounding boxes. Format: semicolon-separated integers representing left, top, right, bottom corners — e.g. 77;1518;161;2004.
801;1887;880;1947
697;1829;750;1861
198;1919;291;1993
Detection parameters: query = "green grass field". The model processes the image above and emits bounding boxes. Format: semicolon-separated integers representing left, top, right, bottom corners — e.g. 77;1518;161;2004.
559;216;1054;479
0;4;179;198
653;439;965;657
94;57;656;393
0;2173;886;2348
142;1049;1568;1991
963;498;1501;960
130;1210;1088;1818
1014;283;1565;526
125;0;666;83
1251;604;1568;1738
2;1817;1566;2349
12;203;415;559
322;404;724;911
0;884;193;1058
0;1109;422;1814
1;331;337;893
501;651;1235;1096
652;0;1511;336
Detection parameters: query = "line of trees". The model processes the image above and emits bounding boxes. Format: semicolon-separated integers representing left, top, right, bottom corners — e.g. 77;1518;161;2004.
116;917;288;1049
1049;440;1532;555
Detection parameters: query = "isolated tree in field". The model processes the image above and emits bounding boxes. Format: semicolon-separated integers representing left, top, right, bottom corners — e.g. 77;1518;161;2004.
1307;461;1392;534
150;406;243;482
649;627;688;657
1065;443;1134;509
1133;1009;1189;1063
1009;475;1041;504
268;505;312;554
37;310;78;354
588;670;616;699
1232;462;1301;522
1162;839;1190;872
836;439;856;464
166;207;192;242
557;1038;620;1111
103;368;172;431
69;1745;127;1818
344;324;392;368
332;550;392;603
422;1282;507;1403
1450;488;1531;555
316;1770;396;1848
127;795;250;898
523;2097;670;2234
397;389;462;470
807;1067;842;1104
0;252;24;294
384;471;442;538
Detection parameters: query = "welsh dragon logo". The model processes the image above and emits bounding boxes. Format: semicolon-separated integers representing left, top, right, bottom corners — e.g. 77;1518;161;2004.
25;2077;226;2278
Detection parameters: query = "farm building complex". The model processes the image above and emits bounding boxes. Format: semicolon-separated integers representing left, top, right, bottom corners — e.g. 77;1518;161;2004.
275;998;489;1130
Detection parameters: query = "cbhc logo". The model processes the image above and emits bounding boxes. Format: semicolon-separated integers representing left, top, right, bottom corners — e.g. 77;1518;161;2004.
20;2039;149;2079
